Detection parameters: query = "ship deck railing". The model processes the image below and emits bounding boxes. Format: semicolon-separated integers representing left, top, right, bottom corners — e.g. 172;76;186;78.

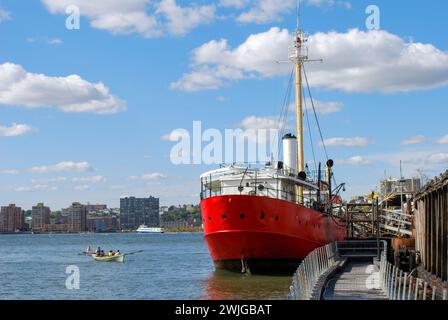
200;179;346;216
201;163;321;189
200;164;343;214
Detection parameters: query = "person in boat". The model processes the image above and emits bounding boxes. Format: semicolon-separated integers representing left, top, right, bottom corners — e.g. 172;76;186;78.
115;250;121;256
100;250;105;257
95;246;101;256
108;250;114;257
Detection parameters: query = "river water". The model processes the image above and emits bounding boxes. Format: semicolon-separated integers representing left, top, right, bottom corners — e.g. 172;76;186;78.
0;233;292;300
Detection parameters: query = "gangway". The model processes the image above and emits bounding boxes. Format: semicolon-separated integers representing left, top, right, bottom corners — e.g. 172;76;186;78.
288;240;448;300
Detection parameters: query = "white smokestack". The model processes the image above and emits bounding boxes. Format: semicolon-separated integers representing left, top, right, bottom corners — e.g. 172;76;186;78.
282;134;297;174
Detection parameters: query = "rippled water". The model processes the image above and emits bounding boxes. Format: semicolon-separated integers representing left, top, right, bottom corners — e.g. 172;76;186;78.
0;233;291;300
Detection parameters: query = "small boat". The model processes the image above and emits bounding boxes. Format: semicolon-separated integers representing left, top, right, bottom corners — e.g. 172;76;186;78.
136;225;164;234
91;253;125;263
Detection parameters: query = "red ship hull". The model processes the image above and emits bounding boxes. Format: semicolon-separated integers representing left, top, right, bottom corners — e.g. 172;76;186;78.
201;195;346;273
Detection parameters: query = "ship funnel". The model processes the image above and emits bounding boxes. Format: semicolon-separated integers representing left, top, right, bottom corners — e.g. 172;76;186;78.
282;134;297;174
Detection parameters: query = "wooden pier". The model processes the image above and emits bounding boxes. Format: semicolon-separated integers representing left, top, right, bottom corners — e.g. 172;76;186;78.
415;171;448;283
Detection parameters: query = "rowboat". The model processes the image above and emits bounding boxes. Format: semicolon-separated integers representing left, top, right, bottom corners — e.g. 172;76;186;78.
91;253;125;263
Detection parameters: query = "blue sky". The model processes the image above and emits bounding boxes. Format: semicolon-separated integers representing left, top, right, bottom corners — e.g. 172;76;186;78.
0;0;447;210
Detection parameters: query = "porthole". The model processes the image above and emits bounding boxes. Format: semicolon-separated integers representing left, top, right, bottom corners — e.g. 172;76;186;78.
260;213;265;220
275;216;279;221
208;216;212;221
240;214;245;219
222;214;227;219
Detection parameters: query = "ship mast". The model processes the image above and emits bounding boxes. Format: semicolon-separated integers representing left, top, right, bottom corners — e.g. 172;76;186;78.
290;0;307;204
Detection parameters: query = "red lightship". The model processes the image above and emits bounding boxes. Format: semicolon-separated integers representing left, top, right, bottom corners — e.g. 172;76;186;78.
200;12;346;274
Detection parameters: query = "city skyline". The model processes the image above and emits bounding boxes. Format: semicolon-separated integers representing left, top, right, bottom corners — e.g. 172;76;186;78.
0;196;204;233
1;0;448;209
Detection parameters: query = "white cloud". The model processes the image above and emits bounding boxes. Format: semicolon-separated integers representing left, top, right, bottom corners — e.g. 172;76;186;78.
15;184;58;192
427;153;448;165
437;135;448;145
0;62;126;114
219;0;250;9
141;173;168;180
30;161;93;173
27;37;64;46
72;176;106;183
42;0;215;38
161;129;190;142
352;149;448;176
129;173;168;180
171;27;288;91
0;8;11;23
155;0;215;36
322;137;370;148
290;99;342;114
172;28;448;93
170;65;244;92
48;38;63;45
31;177;67;183
0;123;35;137
306;0;351;9
41;0;350;37
306;29;448;92
240;115;280;130
109;185;126;190
401;135;426;145
234;0;350;24
307;99;342;114
74;185;90;191
237;115;283;145
91;12;161;37
42;0;160;37
336;156;372;166
237;0;296;24
1;169;19;175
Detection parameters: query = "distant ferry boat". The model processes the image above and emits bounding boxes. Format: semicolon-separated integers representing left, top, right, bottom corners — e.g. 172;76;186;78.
136;225;164;234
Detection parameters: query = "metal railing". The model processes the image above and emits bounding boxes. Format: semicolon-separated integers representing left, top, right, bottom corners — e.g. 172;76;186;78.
380;209;413;237
289;240;388;300
289;240;448;300
200;172;346;217
201;180;321;208
288;242;339;300
379;252;448;300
